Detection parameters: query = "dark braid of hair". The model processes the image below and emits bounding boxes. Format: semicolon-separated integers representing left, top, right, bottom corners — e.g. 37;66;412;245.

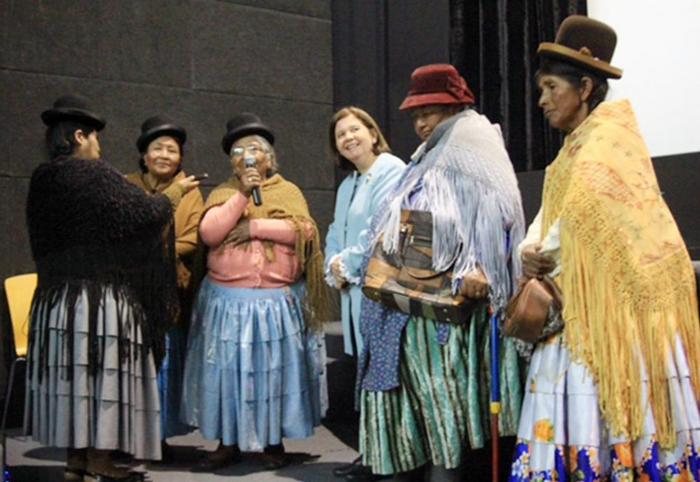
45;120;96;160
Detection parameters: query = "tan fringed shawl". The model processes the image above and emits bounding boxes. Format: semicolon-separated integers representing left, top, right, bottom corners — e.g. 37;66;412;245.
541;99;700;448
204;174;330;330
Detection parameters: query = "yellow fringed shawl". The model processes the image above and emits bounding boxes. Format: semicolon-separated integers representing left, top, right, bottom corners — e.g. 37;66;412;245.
204;174;331;331
541;99;700;448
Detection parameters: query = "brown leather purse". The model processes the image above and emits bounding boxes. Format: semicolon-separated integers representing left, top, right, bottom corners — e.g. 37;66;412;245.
363;210;475;324
504;276;562;343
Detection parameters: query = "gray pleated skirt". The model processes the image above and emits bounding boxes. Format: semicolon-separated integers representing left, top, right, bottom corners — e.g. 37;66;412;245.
23;287;162;460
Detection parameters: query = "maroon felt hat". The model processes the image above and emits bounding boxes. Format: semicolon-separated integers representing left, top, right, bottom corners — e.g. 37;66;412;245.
399;64;475;111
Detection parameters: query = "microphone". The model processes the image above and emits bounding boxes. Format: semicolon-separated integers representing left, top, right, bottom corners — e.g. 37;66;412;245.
244;155;263;206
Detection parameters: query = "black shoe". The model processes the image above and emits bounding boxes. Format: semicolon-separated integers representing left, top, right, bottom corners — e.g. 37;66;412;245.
153;441;173;465
64;467;87;481
344;465;385;481
260;444;290;470
190;445;242;472
333;456;362;477
82;470;147;482
109;450;133;463
260;453;291;470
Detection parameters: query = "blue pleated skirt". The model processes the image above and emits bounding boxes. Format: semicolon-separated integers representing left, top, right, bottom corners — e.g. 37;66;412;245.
181;277;327;451
157;327;192;438
24;287;161;460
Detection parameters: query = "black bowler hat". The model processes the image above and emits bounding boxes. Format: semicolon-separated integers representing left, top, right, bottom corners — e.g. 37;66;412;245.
41;94;106;130
136;115;187;153
221;112;274;155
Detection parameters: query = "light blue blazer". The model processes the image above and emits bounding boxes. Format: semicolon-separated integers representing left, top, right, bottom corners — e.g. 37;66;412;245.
324;152;405;355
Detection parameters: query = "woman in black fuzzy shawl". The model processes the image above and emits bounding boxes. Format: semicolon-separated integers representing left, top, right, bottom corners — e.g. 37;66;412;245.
24;95;179;481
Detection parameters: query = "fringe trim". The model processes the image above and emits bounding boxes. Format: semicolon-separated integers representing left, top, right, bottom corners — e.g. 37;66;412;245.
540;100;700;449
379;113;524;312
200;177;331;331
287;214;331;331
559;216;700;449
29;282;152;381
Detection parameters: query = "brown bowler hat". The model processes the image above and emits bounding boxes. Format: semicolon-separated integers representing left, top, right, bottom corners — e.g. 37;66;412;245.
538;15;622;79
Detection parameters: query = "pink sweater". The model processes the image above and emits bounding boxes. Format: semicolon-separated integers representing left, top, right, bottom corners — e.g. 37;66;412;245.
199;191;311;288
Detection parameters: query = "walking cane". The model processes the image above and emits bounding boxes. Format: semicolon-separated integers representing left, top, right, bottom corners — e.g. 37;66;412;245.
490;308;501;482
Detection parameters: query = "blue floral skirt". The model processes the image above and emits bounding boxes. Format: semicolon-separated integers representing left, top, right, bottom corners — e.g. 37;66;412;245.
181;277;327;451
509;333;700;481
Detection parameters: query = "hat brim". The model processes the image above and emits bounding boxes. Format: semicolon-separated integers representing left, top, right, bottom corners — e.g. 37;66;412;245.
137;125;187;152
538;42;622;79
41;108;106;130
399;92;472;111
221;125;275;155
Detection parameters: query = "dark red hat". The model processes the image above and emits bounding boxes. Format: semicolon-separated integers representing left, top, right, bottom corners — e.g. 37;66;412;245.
399;64;475;111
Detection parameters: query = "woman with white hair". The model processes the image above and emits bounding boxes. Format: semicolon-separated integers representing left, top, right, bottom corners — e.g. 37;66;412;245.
181;113;329;472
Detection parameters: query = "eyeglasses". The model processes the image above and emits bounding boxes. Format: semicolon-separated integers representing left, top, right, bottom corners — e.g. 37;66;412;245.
230;144;266;159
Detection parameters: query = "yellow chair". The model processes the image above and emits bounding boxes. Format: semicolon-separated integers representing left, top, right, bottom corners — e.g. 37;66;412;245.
2;273;37;476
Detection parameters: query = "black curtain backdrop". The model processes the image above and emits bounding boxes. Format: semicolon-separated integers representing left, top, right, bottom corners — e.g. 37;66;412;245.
450;0;587;172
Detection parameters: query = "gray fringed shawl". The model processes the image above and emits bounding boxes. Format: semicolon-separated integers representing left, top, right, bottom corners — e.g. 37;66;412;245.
380;109;524;309
358;109;526;392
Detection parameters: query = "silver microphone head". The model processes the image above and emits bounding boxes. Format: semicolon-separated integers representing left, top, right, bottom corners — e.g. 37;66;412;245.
244;156;256;168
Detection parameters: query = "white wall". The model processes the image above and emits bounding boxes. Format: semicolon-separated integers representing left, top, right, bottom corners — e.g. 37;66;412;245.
587;0;700;157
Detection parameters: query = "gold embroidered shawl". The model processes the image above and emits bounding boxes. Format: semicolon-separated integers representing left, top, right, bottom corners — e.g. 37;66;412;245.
204;174;330;330
541;99;700;448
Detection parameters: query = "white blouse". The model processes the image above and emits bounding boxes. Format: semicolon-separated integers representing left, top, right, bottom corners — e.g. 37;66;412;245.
517;207;562;277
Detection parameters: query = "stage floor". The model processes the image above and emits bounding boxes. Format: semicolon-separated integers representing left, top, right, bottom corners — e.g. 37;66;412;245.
3;424;358;481
3;322;361;481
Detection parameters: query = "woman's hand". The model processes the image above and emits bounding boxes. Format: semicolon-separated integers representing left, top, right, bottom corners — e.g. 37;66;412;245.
331;258;348;289
224;219;251;246
177;175;200;194
459;267;489;299
521;243;556;279
238;166;263;197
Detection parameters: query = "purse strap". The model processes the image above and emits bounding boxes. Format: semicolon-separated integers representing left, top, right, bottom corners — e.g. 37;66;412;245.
540;276;563;309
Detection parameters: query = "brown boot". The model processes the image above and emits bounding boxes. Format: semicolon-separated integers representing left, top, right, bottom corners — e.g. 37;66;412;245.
84;448;139;480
